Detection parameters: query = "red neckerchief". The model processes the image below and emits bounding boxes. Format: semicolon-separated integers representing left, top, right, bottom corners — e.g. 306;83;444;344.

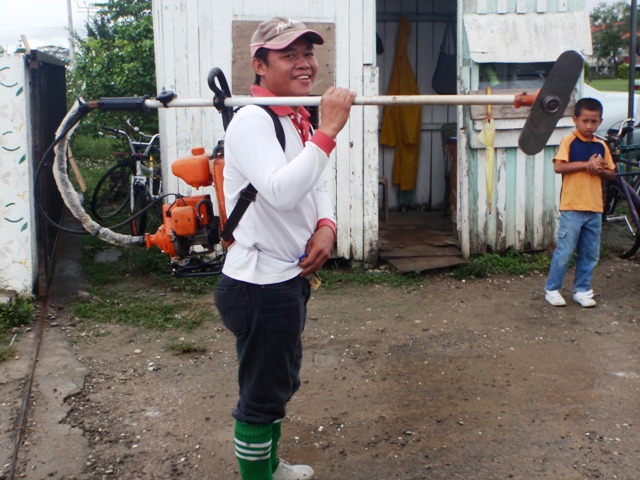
251;85;311;145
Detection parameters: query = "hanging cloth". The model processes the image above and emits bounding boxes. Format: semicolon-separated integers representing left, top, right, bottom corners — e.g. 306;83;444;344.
380;16;422;191
431;20;457;95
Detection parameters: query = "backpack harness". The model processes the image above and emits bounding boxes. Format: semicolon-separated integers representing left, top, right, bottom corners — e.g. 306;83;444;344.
220;105;285;243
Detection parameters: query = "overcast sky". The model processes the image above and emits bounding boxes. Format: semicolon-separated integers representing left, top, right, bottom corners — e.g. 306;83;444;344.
0;0;623;53
0;0;89;52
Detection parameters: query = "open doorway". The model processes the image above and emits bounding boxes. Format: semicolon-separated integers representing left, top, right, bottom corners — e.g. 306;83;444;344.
375;0;464;272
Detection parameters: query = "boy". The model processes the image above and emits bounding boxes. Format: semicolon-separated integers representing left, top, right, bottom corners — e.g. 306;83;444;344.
544;97;616;307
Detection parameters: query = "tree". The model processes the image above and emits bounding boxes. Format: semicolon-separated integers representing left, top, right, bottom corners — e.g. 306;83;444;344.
68;0;157;135
590;1;633;77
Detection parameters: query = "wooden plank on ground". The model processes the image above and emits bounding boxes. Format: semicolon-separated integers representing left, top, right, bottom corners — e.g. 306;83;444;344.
378;244;463;258
386;256;466;273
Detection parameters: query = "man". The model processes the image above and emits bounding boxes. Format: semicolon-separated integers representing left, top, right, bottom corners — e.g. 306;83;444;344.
214;17;355;480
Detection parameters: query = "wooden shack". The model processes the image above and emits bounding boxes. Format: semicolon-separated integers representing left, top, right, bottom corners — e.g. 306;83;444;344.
152;0;592;266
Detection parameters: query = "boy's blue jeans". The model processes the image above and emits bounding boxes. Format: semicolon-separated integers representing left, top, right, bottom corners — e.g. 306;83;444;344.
545;210;602;293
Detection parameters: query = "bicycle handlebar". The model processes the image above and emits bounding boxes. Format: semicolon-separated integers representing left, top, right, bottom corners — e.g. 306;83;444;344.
615;118;635;140
102;125;159;156
126;118;157;140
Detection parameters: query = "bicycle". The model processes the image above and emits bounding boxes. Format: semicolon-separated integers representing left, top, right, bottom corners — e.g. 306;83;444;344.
600;118;640;258
90;124;162;235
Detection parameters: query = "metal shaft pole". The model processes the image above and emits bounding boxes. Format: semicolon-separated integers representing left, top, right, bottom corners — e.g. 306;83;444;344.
141;93;525;110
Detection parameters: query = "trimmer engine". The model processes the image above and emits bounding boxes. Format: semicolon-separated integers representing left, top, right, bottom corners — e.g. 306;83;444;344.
145;145;227;276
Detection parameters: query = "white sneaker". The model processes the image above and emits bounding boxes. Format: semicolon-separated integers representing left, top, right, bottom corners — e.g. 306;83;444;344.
545;290;566;306
273;459;315;480
573;290;596;308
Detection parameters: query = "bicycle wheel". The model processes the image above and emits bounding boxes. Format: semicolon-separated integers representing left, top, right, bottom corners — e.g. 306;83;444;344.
91;161;134;220
601;180;640;258
603;179;623;216
130;182;148;236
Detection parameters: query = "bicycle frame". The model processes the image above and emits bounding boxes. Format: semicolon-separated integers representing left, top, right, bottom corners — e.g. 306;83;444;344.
602;117;640;257
92;125;163;236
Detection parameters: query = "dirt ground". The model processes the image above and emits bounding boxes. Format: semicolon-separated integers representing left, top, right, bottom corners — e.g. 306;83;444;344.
3;251;640;480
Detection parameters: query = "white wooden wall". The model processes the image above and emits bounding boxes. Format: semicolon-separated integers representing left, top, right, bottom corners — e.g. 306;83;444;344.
152;0;379;263
458;0;588;256
0;56;36;295
153;0;592;262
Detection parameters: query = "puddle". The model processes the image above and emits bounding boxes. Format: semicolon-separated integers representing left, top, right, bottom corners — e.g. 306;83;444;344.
312;351;339;367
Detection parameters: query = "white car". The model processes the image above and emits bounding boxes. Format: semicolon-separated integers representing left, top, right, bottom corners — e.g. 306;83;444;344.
582;84;640;135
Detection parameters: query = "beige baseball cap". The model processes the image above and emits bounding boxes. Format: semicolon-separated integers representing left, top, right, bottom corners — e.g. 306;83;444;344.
250;17;324;58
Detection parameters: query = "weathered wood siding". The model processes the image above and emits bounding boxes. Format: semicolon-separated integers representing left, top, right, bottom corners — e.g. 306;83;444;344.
153;0;591;263
152;0;379;263
459;0;589;256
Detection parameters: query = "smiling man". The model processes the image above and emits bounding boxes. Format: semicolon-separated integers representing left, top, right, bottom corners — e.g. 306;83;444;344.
214;17;355;480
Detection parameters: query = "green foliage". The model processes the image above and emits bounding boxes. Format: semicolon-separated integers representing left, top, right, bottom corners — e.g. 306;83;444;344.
590;1;633;74
584;61;592;84
68;0;158;136
0;296;35;362
452;251;551;280
0;296;35;333
618;63;629;80
71;133;120;162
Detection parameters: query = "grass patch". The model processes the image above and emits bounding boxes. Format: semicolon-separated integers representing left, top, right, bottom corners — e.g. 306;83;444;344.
588;78;632;93
167;339;208;354
76;234;219;331
319;263;426;289
81;235;218;293
0;296;35;362
452;251;551;280
71;290;210;331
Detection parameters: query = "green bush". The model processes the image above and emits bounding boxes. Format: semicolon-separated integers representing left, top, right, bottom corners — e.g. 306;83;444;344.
618;63;629;79
70;133;120;162
0;296;35;333
584;61;592;83
0;296;35;361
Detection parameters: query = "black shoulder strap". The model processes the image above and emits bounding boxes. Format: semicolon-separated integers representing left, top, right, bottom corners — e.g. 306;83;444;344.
260;105;286;151
220;106;285;242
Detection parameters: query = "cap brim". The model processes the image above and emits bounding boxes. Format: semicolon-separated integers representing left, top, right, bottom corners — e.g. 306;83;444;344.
251;30;324;57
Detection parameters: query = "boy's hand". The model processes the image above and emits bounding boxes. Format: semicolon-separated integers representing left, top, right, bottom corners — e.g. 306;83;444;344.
586;154;605;174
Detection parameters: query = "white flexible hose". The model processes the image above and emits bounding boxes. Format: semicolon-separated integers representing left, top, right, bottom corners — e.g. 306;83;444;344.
52;100;146;247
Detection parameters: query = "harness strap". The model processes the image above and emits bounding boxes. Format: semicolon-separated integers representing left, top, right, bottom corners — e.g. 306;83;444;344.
220;106;285;242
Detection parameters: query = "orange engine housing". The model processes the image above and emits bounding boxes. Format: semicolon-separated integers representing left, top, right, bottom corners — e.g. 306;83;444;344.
146;146;228;261
146;195;215;258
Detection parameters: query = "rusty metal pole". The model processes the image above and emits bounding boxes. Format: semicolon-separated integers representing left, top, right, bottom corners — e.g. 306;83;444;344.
628;0;637;145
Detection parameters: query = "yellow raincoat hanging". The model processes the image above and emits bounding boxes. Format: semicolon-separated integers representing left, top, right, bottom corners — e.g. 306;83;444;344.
380;16;422;191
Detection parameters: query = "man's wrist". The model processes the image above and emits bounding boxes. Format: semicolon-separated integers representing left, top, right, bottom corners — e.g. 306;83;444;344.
316;219;336;240
310;131;336;156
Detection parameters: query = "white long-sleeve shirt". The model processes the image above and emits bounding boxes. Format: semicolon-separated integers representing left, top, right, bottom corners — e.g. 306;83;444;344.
222;97;336;285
